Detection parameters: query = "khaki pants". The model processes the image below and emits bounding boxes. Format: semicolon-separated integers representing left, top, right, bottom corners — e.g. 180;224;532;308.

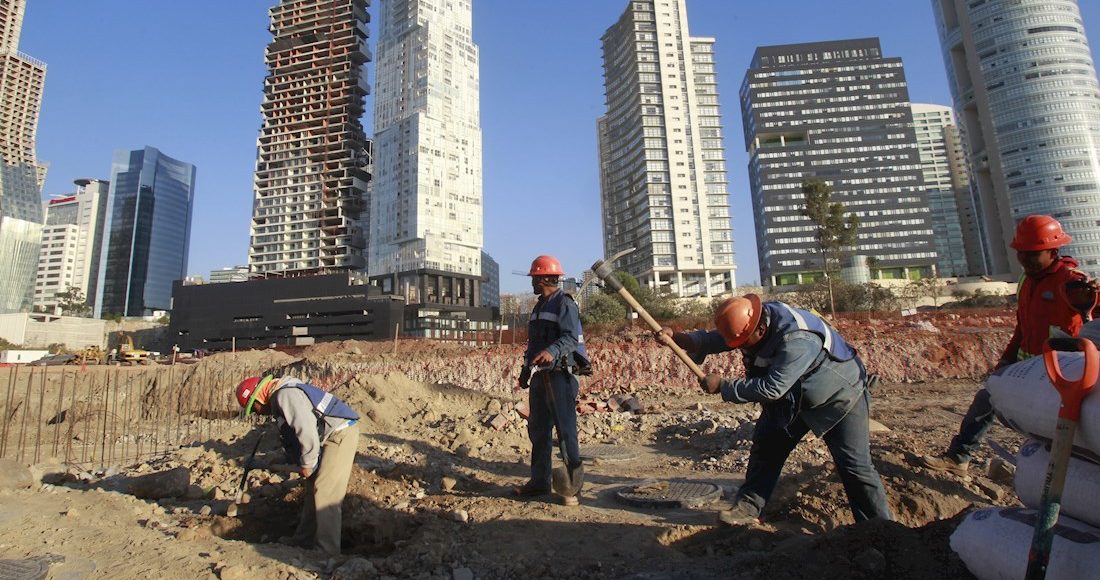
295;422;358;555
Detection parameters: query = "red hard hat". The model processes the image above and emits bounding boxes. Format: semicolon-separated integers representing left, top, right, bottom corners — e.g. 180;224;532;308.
528;255;564;277
1010;215;1072;251
714;294;763;348
235;377;261;408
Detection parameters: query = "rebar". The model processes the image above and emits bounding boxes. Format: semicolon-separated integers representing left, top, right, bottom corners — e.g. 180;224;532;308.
0;365;17;458
81;372;93;464
65;370;80;462
109;367;120;466
18;367;36;463
99;368;111;471
52;369;66;458
34;366;47;463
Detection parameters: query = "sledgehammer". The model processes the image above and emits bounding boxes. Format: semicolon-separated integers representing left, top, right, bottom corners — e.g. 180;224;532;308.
590;257;706;381
1025;337;1099;579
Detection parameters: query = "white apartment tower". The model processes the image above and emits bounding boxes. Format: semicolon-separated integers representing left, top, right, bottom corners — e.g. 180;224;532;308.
0;0;46;313
248;0;372;275
598;0;736;297
910;104;981;277
369;0;484;307
33;178;109;313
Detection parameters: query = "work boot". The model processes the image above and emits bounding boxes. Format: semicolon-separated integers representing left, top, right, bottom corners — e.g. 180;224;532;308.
717;501;760;527
513;480;551;497
560;494;579;507
919;454;969;476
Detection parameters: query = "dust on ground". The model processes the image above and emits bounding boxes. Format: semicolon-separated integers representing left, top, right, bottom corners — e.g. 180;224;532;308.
0;312;1023;579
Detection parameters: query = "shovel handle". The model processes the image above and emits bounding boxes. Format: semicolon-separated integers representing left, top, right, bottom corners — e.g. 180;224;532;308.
1043;338;1099;421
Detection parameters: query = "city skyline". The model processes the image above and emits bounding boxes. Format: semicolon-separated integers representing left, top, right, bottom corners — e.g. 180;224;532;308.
23;1;1100;293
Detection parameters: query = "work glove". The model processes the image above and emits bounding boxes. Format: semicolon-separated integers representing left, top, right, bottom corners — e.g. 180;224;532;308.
518;365;531;390
699;373;722;395
656;327;697;352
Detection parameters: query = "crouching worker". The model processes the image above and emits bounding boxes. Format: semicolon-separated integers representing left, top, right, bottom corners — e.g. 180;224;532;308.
660;294;892;526
235;375;359;554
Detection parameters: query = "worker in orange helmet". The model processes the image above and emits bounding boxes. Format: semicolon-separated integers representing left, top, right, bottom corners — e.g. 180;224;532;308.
660;294;892;526
922;215;1100;475
234;375;359;555
513;255;590;506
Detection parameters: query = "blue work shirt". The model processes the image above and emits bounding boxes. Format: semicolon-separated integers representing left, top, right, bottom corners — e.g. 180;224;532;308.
687;328;866;435
525;289;581;367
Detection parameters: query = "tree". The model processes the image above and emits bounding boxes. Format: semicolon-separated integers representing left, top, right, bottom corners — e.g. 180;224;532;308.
580;292;627;326
603;271;676;322
801;178;859;318
54;286;91;317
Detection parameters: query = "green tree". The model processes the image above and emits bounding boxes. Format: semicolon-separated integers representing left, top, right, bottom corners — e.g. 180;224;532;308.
801;178;860;317
54;286;92;317
580;292;627;326
602;271;676;322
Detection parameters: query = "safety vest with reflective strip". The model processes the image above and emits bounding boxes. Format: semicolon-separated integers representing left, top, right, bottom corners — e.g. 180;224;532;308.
528;290;592;368
278;380;359;422
752;301;857;365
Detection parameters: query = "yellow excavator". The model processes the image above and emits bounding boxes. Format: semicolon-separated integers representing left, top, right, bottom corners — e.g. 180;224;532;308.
114;333;153;365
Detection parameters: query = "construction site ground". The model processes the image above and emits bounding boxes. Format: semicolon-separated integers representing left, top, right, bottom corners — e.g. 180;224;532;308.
0;311;1023;579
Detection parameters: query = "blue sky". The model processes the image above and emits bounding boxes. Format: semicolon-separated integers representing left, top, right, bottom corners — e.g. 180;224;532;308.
22;1;1100;293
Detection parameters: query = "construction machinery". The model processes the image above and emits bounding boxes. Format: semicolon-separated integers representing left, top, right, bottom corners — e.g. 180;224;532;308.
71;345;106;366
114;333;153;365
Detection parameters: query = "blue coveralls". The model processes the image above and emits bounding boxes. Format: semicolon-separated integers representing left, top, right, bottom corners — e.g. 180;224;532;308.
524;289;583;487
688;302;893;523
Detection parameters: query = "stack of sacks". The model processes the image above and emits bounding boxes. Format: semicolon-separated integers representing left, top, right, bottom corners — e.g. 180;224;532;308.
951;322;1100;579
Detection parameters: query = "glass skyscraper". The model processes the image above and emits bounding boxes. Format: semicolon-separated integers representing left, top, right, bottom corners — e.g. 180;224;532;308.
95;147;196;318
934;0;1100;276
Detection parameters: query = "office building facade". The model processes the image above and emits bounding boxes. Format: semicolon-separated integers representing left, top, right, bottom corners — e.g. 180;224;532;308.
0;0;46;313
480;250;499;309
910;104;975;277
934;0;1100;275
209;266;249;284
33;178;110;312
741;38;938;286
369;0;485;309
95;147;196;318
248;0;372;275
598;0;736;297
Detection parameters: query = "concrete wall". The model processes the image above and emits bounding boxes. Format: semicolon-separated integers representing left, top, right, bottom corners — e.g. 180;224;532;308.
0;313;107;349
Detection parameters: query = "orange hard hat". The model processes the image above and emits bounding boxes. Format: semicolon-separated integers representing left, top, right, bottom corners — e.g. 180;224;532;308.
1010;215;1072;251
714;293;763;348
528;255;564;277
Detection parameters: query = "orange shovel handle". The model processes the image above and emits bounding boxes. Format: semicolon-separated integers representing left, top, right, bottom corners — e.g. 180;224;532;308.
1044;339;1099;421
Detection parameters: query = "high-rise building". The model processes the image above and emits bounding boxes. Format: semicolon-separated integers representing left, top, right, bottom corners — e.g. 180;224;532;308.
248;0;372;275
741;38;938;286
0;0;46;313
33;178;109;313
934;0;1100;275
369;0;484;306
911;104;976;277
480;250;499;309
95;147;195;318
598;0;736;297
208;266;249;284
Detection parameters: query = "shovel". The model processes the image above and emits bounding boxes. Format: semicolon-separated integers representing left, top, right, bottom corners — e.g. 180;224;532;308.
1024;337;1099;579
590;257;706;381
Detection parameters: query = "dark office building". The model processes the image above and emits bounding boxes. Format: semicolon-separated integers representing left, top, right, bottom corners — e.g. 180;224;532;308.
741;38;938;286
95;147;196;318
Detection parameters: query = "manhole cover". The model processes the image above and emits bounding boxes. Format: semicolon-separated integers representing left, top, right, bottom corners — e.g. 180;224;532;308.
0;555;64;580
580;445;638;463
615;480;722;509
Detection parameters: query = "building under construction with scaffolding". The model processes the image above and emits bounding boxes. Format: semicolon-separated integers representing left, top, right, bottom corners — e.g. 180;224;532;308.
248;0;372;275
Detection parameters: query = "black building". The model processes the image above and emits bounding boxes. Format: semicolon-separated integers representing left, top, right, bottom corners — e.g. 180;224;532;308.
740;38;938;286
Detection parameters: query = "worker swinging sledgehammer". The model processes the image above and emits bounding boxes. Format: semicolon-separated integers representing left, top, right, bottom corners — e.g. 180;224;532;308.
658;294;893;526
234;374;360;555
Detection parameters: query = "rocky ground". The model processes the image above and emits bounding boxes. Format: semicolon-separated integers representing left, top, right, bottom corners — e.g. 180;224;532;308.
0;311;1026;579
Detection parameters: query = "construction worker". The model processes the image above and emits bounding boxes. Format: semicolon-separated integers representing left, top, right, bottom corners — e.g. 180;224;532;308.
234;375;359;555
513;255;588;505
921;215;1100;475
661;294;892;526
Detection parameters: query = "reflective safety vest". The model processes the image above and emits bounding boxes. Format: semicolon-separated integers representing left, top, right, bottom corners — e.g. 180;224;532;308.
529;290;592;372
278;379;360;422
753;301;857;365
1007;257;1090;362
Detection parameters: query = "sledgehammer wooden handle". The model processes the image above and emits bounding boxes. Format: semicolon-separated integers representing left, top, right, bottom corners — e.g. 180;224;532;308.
592;259;707;380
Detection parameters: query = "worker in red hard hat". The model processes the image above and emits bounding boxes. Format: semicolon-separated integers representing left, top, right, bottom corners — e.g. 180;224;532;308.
922;214;1100;476
513;255;589;505
660;294;892;526
234;375;359;555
